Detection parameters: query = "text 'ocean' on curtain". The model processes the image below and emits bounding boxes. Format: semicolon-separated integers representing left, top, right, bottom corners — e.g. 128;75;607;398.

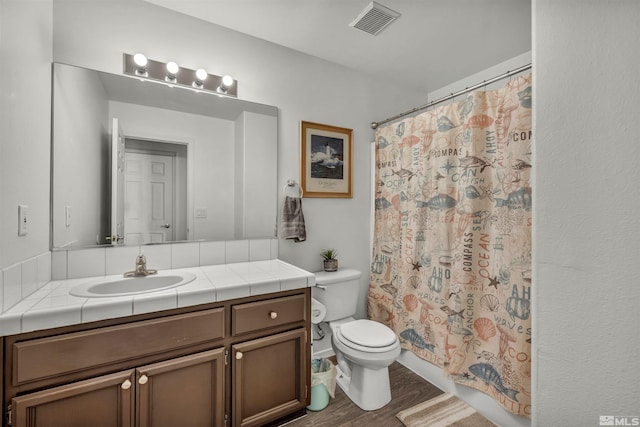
369;74;532;417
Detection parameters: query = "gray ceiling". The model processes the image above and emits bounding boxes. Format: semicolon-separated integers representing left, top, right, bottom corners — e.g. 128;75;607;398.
145;0;531;94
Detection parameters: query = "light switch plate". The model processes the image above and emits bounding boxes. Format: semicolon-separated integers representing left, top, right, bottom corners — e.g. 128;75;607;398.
65;205;71;227
18;204;28;236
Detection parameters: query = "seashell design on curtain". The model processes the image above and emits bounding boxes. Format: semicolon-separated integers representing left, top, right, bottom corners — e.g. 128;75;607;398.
369;74;532;417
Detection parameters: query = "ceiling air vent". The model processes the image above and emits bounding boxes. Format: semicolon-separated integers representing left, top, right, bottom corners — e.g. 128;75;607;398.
349;1;401;36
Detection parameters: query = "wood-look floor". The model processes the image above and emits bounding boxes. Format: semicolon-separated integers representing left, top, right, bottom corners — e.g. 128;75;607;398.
285;362;443;427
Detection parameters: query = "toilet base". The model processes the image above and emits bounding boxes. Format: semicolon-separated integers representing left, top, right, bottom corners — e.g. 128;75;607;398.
335;362;392;411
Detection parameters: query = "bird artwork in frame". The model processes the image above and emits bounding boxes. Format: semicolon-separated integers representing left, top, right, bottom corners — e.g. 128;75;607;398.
300;121;353;198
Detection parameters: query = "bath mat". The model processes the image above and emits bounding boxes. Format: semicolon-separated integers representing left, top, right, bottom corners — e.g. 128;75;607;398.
396;393;497;427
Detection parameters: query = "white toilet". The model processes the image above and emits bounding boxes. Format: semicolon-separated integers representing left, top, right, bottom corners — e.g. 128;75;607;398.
313;269;401;411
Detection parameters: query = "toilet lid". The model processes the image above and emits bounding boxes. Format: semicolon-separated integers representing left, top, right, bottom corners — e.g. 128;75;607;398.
340;319;397;348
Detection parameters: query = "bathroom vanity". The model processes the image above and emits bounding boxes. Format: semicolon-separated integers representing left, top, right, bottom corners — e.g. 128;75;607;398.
0;56;310;425
0;260;313;427
0;54;311;426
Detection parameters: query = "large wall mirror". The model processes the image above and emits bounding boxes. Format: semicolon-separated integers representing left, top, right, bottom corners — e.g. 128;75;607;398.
51;63;278;250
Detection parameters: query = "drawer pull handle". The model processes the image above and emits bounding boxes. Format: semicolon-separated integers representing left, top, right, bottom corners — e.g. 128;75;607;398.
269;311;278;319
138;374;148;385
236;351;243;360
121;379;132;390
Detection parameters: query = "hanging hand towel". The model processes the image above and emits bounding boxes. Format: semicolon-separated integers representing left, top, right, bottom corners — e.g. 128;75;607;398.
281;196;306;242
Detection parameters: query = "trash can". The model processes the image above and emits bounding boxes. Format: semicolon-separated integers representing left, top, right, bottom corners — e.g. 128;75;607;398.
307;358;337;411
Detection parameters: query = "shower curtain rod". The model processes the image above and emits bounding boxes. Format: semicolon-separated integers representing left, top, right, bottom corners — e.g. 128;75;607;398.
370;63;532;129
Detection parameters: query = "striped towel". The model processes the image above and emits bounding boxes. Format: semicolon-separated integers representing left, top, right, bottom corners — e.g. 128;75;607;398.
281;196;306;242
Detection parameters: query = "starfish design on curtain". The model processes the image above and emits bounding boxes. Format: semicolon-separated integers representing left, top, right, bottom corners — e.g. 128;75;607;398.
487;276;500;288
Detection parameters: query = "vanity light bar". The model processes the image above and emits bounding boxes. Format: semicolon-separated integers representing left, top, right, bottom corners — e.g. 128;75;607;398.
123;53;238;97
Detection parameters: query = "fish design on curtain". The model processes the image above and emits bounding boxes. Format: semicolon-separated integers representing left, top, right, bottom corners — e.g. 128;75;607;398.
369;74;532;417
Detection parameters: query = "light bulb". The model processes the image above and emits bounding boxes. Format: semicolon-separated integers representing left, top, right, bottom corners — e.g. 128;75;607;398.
193;68;208;88
166;61;179;83
218;74;234;93
195;68;207;81
166;61;179;74
133;53;148;76
133;53;147;67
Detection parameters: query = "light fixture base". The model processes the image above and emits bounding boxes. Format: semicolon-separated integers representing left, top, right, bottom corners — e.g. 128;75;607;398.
123;53;237;97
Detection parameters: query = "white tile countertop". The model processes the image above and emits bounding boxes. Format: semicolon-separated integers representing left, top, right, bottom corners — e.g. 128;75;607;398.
0;259;315;336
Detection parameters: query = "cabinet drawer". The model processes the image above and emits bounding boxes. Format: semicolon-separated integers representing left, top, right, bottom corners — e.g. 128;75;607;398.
232;294;307;336
12;308;225;386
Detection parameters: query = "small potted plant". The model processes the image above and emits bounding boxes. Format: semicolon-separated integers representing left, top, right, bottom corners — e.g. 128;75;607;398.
321;249;338;272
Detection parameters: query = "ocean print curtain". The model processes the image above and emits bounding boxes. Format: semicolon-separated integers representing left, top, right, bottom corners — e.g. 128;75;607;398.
369;74;532;417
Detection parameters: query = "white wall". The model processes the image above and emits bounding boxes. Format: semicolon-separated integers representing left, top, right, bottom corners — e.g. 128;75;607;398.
234;114;245;239
52;63;109;248
0;0;52;270
429;52;532;100
234;111;278;239
533;1;640;425
51;0;427;319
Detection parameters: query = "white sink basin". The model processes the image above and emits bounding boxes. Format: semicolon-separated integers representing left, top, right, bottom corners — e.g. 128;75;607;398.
69;271;197;298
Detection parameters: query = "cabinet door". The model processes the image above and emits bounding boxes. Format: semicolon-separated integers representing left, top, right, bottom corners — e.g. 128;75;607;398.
232;329;308;427
11;370;135;427
136;348;225;427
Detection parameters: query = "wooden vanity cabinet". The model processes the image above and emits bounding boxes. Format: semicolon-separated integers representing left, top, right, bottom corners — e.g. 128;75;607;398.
136;348;226;427
12;369;135;427
2;288;311;427
9;348;226;427
230;294;309;427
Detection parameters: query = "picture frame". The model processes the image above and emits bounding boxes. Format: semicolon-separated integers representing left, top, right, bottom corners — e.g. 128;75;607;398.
300;121;353;198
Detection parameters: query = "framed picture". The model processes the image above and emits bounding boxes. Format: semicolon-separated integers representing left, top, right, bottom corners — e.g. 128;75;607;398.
301;121;353;198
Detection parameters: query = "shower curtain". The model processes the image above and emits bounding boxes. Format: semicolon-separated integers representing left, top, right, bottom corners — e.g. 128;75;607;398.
369;74;532;417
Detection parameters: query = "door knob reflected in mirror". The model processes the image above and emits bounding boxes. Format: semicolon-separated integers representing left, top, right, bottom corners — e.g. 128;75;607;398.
161;224;171;228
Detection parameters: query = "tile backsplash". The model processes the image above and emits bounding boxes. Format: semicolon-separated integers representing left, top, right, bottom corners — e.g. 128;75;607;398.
1;239;278;313
1;252;51;312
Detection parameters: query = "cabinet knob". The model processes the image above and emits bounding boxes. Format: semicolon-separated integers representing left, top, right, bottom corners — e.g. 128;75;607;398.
121;379;132;390
269;311;278;319
235;351;243;360
138;374;148;385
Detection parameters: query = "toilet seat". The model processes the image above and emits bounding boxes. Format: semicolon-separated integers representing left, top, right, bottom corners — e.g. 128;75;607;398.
335;319;399;353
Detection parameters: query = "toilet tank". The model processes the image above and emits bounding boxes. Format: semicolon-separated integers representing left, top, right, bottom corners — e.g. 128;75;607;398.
312;269;362;322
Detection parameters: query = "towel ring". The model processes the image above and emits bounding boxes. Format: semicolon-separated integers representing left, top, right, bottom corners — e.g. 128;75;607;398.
284;179;304;197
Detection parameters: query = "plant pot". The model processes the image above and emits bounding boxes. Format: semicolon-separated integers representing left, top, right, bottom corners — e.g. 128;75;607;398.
323;259;338;272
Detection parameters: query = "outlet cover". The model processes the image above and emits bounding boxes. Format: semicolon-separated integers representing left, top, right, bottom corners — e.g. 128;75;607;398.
196;207;208;219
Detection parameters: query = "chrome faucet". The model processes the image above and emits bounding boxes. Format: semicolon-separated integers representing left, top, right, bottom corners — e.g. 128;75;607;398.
123;254;158;277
